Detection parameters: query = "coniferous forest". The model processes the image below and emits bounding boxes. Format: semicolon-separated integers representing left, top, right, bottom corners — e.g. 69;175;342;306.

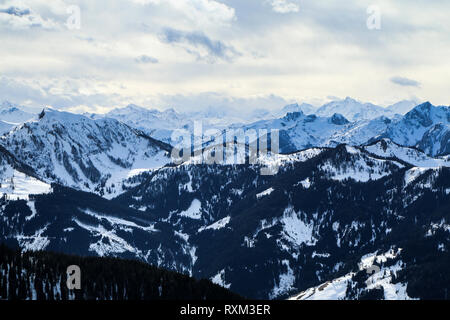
0;243;242;300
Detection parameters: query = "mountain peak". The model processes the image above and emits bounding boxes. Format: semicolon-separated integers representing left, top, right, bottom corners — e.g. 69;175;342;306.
0;100;15;108
280;102;315;117
343;96;357;103
416;101;433;111
283;111;304;121
38;107;90;124
404;102;435;127
385;100;420;115
330;113;349;125
0;101;22;113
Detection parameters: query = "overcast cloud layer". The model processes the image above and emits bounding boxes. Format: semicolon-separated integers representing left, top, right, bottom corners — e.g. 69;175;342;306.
0;0;449;113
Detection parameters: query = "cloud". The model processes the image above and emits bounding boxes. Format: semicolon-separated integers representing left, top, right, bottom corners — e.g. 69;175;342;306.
159;27;241;62
1;0;450;109
0;6;31;16
0;76;127;112
267;0;300;14
0;75;293;115
0;4;57;29
135;55;159;64
390;76;421;87
131;0;235;28
152;92;291;113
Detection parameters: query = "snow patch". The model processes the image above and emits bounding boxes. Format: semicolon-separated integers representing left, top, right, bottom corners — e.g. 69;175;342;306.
281;206;317;247
256;187;274;199
178;199;202;220
198;216;231;233
211;269;231;289
0;170;51;200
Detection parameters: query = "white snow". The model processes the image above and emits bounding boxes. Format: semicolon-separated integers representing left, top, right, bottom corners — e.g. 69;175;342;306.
320;154;403;182
25;201;38;221
210;269;231;289
281;206;317;247
198;216;231;233
2;108;171;199
365;139;450;168
73;219;143;257
178;199;202;220
16;226;50;252
312;252;330;258
289;273;354;300
0;170;52;200
256;187;274;199
270;260;295;299
404;167;436;186
296;178;311;189
290;248;416;300
81;208;157;232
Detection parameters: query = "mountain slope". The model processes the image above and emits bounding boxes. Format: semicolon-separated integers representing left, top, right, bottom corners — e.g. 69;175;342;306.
215;111;395;154
87;104;187;144
290;237;450;300
326;116;395;147
113;143;450;298
316;97;387;121
277;103;316;117
0;108;172;198
1;142;449;299
0;184;199;275
0;144;51;201
385;100;419;115
376;102;450;156
214;111;351;153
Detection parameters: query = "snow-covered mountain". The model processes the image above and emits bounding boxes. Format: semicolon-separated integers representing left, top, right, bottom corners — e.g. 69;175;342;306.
385;100;419;115
315;97;417;121
0;101;35;124
363;138;450;167
0;108;172;198
212;111;352;153
0;97;449;300
0;101;36;135
0;121;15;136
88;104;262;146
110;143;450;298
82;99;435;155
86;104;186;144
212;111;396;154
0;131;450;299
0;144;50;201
277;103;316;117
375;102;450;156
1;137;449;299
315;97;387;121
326;116;395;147
206;101;447;156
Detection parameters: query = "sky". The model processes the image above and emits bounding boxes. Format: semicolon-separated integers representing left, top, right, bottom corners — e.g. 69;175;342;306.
0;0;449;113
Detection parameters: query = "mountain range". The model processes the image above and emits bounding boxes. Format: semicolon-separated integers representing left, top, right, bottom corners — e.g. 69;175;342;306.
0;97;449;300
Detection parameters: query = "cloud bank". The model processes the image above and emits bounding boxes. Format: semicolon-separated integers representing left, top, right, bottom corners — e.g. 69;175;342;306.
0;0;449;111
